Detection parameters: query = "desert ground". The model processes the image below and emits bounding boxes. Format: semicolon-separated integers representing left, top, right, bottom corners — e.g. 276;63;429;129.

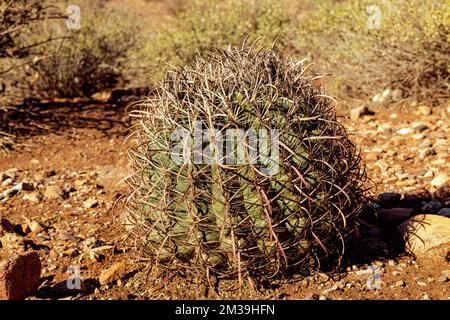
0;0;449;300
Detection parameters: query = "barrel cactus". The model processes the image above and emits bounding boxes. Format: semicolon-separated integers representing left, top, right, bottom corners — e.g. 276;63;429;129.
125;44;367;281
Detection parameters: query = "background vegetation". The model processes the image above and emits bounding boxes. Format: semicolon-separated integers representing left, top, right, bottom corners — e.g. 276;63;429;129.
1;0;449;104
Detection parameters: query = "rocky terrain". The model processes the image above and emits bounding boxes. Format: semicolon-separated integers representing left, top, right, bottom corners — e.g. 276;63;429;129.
0;99;448;300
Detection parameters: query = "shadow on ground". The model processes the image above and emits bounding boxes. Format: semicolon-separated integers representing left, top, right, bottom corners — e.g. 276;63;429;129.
0;87;149;142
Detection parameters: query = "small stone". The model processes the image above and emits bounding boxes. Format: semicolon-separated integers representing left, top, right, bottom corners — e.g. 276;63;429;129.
74;180;86;188
437;208;450;217
377;192;401;207
350;106;372;121
392;271;401;276
431;159;446;166
413;124;429;133
1;183;25;199
44;185;63;200
422;294;431;300
28;221;45;234
442;270;450;278
22;192;42;204
417;105;432;116
28;159;41;168
417;281;427;286
374;160;389;172
397;127;412;135
91;91;112;102
388;260;397;267
422;200;442;212
392;89;403;101
83;199;98;209
0;252;42;300
394;280;405;288
430;174;449;188
364;152;379;161
1;178;12;187
19;224;30;234
419;147;435;159
33;173;44;182
437;275;448;283
99;262;126;286
423;170;434;178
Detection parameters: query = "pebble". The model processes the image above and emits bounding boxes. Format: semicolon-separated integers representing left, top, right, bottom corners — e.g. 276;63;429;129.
437;208;450;217
28;159;41;168
394;280;406;288
396;127;412;135
388;260;397;267
437;275;448;283
413;124;429;132
417;105;432;116
430;174;449;188
44;185;63;200
418;147;435;159
350;106;372;121
83;199;99;209
422;199;442;212
28;221;45;234
22;192;42;203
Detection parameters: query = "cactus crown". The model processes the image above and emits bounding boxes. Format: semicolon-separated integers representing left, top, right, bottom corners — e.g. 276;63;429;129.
126;44;366;281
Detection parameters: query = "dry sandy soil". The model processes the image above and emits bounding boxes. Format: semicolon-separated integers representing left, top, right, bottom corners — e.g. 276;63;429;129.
0;95;449;300
0;0;448;301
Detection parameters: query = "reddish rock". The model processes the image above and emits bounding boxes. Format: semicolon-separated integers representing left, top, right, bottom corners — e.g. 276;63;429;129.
0;252;42;300
99;262;126;286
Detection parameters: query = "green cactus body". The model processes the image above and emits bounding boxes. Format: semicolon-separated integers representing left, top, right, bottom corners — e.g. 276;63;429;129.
127;45;367;280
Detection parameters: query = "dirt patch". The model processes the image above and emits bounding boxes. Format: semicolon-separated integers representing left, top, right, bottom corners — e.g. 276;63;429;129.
0;101;449;300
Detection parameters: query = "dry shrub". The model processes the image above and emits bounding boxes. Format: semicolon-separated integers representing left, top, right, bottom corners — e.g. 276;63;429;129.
294;0;450;104
129;0;293;86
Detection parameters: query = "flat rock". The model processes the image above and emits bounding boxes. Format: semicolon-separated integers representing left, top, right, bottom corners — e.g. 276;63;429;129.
0;251;41;300
399;214;450;260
